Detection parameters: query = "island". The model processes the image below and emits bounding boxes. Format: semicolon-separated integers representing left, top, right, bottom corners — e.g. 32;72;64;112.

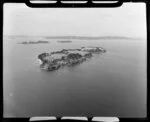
19;40;49;44
38;47;106;71
57;40;72;43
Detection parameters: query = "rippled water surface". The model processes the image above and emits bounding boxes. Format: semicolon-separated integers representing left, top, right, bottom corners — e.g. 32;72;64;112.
3;36;147;117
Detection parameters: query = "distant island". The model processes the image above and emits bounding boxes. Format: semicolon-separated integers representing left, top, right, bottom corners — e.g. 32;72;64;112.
38;46;106;71
19;40;49;44
57;40;72;43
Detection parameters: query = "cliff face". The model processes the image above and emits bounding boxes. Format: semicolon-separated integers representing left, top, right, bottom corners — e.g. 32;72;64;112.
38;47;106;71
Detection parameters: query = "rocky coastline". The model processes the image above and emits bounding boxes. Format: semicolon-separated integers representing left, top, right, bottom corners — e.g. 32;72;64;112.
38;47;106;71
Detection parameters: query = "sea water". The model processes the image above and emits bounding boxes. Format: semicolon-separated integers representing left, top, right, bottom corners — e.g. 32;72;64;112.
3;36;147;117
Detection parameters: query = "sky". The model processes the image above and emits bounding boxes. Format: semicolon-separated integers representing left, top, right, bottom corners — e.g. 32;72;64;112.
3;3;146;38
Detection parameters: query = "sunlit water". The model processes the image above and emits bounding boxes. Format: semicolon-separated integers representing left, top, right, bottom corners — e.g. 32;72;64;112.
3;36;147;117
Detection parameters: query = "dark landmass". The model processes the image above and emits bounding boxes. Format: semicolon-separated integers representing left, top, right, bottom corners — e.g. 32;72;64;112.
19;40;49;44
57;40;72;43
38;47;106;71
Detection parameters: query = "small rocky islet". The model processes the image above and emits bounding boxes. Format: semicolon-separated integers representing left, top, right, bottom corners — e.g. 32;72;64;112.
38;47;106;71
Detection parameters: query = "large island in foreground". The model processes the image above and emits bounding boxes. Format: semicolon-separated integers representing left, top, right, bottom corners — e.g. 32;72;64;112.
38;47;106;71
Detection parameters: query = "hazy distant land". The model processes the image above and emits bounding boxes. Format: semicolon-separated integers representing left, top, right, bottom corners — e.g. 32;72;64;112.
4;35;145;40
44;36;141;40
